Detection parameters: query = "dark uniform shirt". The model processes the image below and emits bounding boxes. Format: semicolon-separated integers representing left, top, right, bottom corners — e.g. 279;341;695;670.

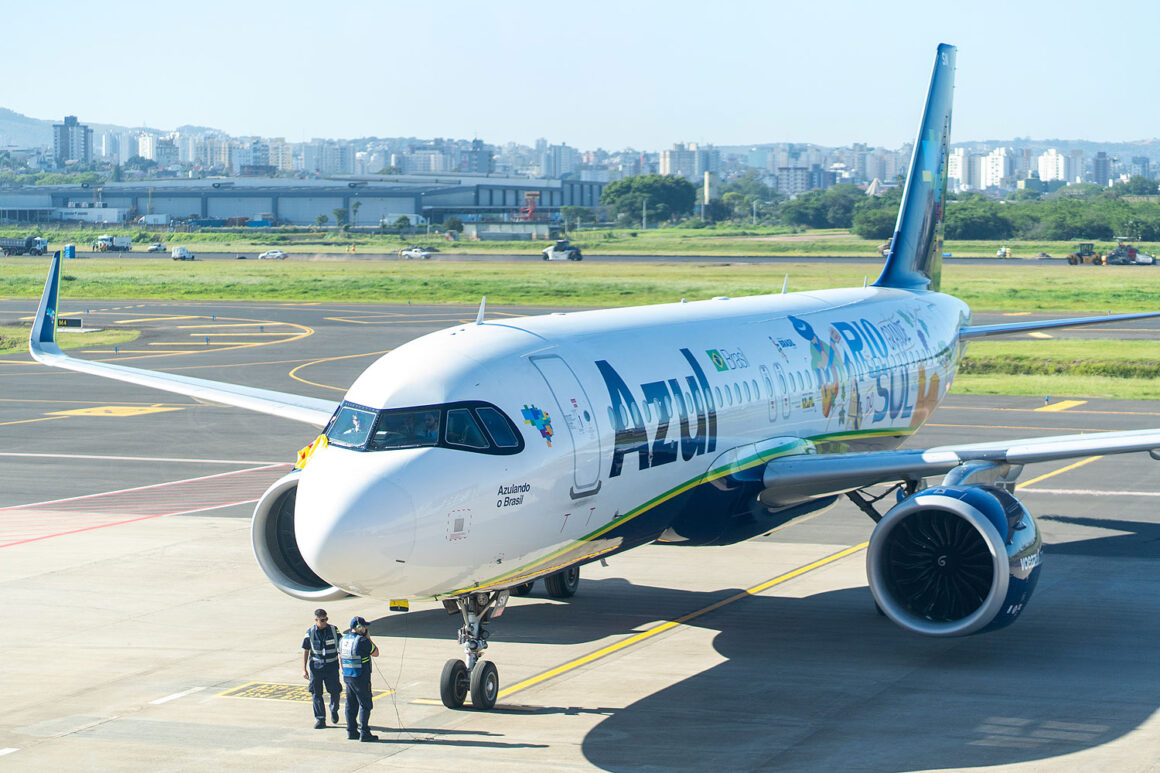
302;624;341;669
340;634;374;684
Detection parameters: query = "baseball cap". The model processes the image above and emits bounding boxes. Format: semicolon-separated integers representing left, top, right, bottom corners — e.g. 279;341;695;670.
351;616;368;629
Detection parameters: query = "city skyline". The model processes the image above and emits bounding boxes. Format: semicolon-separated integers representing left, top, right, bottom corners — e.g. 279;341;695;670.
4;0;1159;150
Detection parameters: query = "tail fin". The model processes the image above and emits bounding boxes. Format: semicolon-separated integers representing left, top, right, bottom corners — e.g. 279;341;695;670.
873;43;956;292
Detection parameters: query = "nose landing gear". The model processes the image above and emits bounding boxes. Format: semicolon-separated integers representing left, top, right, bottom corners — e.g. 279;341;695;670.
439;590;508;710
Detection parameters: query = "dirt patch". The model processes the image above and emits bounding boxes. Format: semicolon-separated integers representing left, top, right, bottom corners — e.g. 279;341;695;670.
743;233;854;242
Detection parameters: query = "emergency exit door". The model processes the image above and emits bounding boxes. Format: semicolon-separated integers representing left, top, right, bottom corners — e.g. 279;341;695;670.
530;355;602;499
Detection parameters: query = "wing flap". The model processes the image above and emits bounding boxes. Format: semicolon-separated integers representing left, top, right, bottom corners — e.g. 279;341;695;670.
29;253;338;427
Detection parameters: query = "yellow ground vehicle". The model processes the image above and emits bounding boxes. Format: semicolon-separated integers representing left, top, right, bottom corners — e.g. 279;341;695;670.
1066;242;1104;265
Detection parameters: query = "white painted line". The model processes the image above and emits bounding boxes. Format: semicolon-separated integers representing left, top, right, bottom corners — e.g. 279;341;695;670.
151;686;205;705
0;452;283;466
8;464;290;510
1021;488;1160;497
0;748;18;757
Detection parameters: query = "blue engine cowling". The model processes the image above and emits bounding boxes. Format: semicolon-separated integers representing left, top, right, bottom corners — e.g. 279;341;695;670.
866;484;1042;636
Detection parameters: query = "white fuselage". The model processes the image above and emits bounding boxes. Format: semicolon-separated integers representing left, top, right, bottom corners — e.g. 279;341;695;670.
293;286;970;601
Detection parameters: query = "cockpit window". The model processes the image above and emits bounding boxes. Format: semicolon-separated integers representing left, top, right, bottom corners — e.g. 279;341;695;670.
445;409;489;449
325;400;524;455
368;409;440;450
327;405;376;448
476;407;519;448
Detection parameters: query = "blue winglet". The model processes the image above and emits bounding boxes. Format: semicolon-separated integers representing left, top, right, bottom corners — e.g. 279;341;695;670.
874;43;956;292
29;250;62;357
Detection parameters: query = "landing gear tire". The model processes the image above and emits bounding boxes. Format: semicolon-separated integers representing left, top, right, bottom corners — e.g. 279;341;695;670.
440;658;469;709
545;565;580;598
511;581;534;597
469;660;499;710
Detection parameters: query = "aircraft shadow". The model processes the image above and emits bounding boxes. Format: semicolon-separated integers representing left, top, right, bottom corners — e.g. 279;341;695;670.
1041;514;1160;558
577;577;1160;772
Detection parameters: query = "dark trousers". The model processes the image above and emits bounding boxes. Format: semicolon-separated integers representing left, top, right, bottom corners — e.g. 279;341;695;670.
344;677;373;735
308;663;341;720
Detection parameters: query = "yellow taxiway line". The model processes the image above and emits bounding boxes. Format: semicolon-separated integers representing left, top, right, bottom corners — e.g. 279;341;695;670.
495;543;868;701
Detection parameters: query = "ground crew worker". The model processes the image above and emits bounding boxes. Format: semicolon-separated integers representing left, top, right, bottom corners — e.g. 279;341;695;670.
301;608;342;728
339;616;380;741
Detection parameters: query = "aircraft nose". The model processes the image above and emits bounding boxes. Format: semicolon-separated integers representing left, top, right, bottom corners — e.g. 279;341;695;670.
293;453;417;596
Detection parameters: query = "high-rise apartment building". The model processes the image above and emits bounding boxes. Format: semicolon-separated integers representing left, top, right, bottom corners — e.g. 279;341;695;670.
53;115;93;166
1093;152;1111;186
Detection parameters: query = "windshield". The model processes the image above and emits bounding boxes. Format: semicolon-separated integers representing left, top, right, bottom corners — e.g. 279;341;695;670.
368;409;440;450
327;405;376;448
324;401;524;456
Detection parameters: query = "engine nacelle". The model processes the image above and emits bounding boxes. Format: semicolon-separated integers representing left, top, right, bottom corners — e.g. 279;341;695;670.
867;485;1041;636
251;472;348;601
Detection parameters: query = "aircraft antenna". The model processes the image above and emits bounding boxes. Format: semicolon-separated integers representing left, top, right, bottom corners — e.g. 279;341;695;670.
781;274;789;294
475;296;487;324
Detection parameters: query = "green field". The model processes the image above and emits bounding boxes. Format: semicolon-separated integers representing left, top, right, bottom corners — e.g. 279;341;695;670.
2;256;1160;311
0;324;139;356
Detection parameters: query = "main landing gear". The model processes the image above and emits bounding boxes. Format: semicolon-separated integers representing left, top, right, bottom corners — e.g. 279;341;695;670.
440;590;508;710
437;567;583;710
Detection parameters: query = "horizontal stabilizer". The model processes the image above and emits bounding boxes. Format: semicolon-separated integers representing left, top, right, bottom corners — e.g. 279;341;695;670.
959;311;1160;339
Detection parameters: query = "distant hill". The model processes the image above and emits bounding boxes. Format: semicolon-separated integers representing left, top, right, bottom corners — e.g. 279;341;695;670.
0;108;53;148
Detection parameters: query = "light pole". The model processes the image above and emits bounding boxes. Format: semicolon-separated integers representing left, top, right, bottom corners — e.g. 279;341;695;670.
752;199;758;225
642;197;647;230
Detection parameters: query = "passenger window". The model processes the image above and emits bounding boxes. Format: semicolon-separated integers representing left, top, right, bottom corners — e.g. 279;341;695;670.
714;386;723;406
445;409;488;449
476;407;518;448
328;405;376;448
743;381;751;402
733;383;742;404
724;385;733;406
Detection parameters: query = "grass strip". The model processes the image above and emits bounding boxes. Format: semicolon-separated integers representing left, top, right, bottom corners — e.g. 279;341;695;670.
0;325;139;356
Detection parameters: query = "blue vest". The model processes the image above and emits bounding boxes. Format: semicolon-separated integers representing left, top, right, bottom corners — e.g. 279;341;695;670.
339;633;367;678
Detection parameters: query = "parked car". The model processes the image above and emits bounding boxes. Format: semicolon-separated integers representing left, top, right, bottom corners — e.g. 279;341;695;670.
399;247;431;260
171;246;195;261
258;250;287;260
146;243;166;253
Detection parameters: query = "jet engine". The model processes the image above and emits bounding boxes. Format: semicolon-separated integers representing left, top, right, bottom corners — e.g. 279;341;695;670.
251;472;348;601
866;484;1041;637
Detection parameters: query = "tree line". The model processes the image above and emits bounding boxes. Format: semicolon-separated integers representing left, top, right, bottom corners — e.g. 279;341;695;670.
595;171;1160;240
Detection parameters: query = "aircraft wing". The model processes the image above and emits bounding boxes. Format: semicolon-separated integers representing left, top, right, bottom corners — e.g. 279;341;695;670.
959;311;1160;339
29;252;338;428
759;429;1160;507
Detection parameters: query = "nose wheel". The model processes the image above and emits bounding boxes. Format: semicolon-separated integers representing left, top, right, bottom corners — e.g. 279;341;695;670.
439;590;508;710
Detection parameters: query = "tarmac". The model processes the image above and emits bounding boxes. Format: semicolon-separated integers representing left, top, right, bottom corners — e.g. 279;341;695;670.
1;296;1159;771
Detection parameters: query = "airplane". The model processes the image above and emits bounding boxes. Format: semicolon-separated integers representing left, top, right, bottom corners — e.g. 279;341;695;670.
27;43;1160;712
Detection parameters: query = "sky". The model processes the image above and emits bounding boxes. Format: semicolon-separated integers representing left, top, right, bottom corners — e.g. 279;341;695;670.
7;0;1160;151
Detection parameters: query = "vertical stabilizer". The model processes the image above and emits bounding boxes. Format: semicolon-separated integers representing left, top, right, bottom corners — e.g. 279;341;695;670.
873;44;956;292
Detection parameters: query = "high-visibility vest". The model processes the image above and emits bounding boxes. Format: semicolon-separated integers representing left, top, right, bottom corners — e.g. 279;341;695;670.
307;624;340;667
339;633;368;677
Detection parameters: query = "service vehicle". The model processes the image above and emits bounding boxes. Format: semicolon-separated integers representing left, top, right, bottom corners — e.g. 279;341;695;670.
0;236;49;256
258;250;287;260
171;246;196;261
1104;241;1156;265
95;235;132;252
1066;242;1104;265
146;243;166;253
399;247;431;260
542;239;583;261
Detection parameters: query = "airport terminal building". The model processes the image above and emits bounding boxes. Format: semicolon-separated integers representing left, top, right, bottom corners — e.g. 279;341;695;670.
0;174;606;227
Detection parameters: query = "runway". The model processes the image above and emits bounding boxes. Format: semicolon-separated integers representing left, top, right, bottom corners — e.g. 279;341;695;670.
1;297;1159;771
